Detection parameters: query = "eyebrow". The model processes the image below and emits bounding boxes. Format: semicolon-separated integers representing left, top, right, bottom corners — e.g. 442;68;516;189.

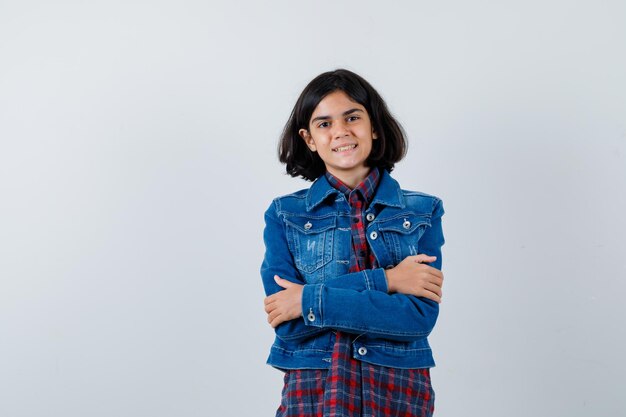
311;108;363;124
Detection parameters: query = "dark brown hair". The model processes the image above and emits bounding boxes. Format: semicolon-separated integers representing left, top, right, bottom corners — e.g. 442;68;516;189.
278;69;407;181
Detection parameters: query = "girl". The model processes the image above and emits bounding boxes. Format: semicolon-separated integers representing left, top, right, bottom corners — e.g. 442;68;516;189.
261;69;445;417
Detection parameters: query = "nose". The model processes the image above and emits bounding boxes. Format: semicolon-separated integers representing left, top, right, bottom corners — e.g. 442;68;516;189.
332;120;349;140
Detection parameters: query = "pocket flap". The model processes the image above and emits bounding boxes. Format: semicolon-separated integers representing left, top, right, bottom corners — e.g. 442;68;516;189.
377;213;430;234
284;215;337;234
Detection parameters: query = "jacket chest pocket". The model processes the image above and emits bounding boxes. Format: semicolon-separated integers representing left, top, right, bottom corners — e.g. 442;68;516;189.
377;214;431;265
285;215;335;277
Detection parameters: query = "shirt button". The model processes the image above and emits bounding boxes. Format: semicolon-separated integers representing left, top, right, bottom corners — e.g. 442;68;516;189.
369;231;378;240
352;217;360;223
358;347;368;356
366;213;375;222
307;312;316;322
403;220;411;229
359;250;366;257
304;221;312;230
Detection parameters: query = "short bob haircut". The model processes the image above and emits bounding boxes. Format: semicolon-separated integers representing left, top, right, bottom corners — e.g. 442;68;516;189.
279;69;408;181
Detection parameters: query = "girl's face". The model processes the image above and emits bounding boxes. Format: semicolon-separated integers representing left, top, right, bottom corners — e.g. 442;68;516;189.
299;90;378;184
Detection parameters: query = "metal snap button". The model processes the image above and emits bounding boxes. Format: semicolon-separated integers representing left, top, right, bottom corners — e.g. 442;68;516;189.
403;219;411;229
366;213;375;222
358;347;368;355
307;308;315;322
304;221;312;230
369;231;378;240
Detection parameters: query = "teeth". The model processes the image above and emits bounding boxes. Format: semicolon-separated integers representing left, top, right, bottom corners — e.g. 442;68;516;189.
333;144;356;152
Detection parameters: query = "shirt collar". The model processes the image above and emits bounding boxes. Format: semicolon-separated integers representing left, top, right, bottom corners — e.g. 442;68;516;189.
325;168;380;205
306;168;404;211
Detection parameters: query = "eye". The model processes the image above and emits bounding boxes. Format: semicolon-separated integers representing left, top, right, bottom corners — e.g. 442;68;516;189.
317;121;330;128
347;115;360;122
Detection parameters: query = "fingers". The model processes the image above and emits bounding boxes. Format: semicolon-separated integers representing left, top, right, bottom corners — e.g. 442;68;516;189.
411;254;437;264
267;309;278;324
401;279;442;300
268;309;286;328
264;293;287;326
264;294;276;306
266;301;283;322
426;272;444;287
265;276;291;307
423;282;443;298
274;275;294;289
270;315;284;328
417;263;444;280
264;299;276;314
420;289;442;304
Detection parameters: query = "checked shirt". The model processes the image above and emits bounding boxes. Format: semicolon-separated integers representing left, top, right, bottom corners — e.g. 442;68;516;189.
276;168;435;417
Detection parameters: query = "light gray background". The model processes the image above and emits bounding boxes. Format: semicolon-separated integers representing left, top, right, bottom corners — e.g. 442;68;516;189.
1;1;625;416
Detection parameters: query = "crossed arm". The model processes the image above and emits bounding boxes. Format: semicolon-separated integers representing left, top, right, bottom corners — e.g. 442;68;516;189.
260;198;445;342
264;254;444;328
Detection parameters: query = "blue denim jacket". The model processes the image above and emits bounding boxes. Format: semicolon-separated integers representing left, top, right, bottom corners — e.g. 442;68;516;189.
261;169;445;370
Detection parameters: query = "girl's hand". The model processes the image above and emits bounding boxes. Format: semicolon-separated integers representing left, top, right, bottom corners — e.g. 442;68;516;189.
264;275;304;328
385;254;444;303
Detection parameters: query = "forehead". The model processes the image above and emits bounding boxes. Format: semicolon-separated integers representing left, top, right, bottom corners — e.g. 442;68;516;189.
311;90;365;117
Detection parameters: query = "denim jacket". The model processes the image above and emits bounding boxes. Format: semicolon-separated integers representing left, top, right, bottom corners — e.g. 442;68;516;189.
260;169;445;370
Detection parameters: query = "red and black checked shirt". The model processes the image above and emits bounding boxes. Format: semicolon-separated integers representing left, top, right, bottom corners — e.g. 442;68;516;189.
276;168;434;417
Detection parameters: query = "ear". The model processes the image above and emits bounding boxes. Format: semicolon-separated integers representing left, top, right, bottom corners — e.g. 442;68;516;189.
299;128;317;152
372;130;379;140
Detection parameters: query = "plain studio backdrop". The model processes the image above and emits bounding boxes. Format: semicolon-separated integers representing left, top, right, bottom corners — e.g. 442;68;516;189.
1;1;625;416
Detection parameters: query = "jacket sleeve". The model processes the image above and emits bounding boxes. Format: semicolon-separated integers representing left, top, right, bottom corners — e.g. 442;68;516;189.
260;200;391;343
300;198;445;342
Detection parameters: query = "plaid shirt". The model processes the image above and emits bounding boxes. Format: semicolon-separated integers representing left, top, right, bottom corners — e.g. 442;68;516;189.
326;168;381;274
276;168;435;417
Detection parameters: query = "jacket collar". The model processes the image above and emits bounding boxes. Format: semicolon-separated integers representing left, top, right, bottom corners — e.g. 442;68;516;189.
306;168;405;211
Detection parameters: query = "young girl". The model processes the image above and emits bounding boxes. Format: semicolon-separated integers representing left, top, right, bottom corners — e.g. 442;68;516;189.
261;69;445;417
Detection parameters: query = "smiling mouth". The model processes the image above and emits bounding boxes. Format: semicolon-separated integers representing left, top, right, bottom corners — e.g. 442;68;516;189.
332;144;357;152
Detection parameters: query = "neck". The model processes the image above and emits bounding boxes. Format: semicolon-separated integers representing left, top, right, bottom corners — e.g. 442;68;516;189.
327;166;371;189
